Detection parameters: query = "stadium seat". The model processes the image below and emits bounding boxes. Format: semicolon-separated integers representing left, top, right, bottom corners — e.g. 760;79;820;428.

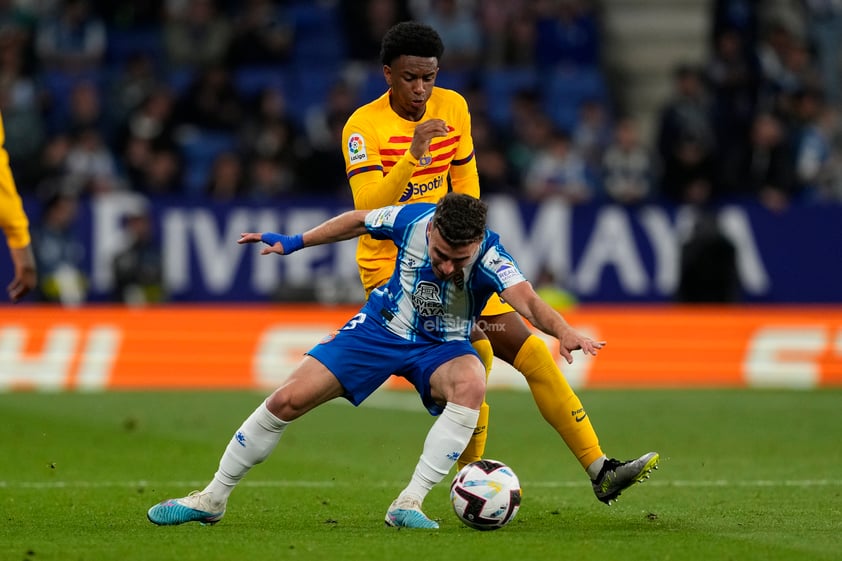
105;27;164;66
165;68;196;97
233;65;290;101
288;2;346;67
433;70;471;94
480;67;539;128
39;69;105;133
543;66;608;130
288;68;342;127
359;67;387;105
177;129;238;196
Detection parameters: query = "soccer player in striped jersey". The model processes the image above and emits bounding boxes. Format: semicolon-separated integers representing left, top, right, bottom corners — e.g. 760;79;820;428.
341;21;658;504
147;194;607;528
0;112;37;303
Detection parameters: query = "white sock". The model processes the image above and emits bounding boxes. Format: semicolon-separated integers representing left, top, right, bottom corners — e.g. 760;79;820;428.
586;455;608;480
202;399;289;502
398;402;480;503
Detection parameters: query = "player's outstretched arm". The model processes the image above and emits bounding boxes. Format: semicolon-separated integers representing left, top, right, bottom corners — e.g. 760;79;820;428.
500;281;606;364
238;209;371;255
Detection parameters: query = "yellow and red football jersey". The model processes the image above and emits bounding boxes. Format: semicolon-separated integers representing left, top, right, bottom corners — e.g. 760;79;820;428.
342;87;479;293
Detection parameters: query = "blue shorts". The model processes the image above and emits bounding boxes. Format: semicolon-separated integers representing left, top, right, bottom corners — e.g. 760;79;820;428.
306;311;479;415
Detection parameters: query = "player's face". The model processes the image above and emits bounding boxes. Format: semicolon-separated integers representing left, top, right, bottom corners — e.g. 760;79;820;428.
384;55;438;121
427;226;480;281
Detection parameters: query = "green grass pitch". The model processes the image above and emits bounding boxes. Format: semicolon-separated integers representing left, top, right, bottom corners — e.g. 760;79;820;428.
1;388;840;561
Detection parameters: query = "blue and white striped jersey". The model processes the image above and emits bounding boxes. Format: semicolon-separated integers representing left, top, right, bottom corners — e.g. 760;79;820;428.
362;203;526;343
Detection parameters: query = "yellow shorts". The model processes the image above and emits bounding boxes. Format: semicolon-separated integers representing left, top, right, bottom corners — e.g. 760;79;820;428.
480;293;515;317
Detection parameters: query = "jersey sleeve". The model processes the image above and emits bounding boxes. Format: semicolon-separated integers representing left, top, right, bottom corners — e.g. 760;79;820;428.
343;114;382;177
364;205;404;242
479;243;526;293
343;112;419;210
447;95;479;199
0;114;31;249
365;203;435;243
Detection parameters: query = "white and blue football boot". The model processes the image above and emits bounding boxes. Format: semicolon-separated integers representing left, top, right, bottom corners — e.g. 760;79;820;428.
147;491;226;526
384;495;439;529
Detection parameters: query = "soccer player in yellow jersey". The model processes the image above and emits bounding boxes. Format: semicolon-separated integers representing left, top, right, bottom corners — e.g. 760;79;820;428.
342;22;658;505
0;111;37;303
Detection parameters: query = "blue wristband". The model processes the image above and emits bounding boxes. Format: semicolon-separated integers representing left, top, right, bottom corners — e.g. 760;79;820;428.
261;232;304;254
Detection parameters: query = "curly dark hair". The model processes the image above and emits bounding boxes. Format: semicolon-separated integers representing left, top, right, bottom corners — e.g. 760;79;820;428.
431;193;487;246
380;21;444;66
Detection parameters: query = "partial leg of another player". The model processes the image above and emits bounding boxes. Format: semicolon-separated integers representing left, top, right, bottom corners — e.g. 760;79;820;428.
482;310;659;505
456;333;493;470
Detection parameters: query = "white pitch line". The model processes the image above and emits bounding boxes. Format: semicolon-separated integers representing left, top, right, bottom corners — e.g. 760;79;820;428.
0;479;838;489
534;479;839;488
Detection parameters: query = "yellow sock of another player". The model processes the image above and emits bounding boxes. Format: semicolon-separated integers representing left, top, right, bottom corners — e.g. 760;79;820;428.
514;335;604;470
457;338;493;470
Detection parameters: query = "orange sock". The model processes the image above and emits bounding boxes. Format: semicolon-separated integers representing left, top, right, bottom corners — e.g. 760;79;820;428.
513;335;603;470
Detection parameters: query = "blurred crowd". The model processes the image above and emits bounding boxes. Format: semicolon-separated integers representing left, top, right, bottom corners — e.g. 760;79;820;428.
3;0;842;305
2;0;841;212
661;0;842;211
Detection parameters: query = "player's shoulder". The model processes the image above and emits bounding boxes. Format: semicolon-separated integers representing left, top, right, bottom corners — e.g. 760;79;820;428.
478;231;512;266
397;201;437;222
392;202;437;231
483;228;501;246
429;87;469;112
431;86;467;103
345;92;391;126
368;202;435;228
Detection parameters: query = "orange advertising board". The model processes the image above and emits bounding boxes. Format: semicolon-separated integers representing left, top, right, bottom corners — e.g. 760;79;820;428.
1;305;840;391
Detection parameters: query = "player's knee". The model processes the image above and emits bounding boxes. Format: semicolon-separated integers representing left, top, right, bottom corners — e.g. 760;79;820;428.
265;388;307;421
452;371;486;410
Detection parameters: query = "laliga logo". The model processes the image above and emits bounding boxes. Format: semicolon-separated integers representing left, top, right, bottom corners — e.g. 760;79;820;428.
348;134;367;163
348;134;363;154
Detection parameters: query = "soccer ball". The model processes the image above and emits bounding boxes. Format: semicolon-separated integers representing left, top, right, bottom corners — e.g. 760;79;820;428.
450;459;522;531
